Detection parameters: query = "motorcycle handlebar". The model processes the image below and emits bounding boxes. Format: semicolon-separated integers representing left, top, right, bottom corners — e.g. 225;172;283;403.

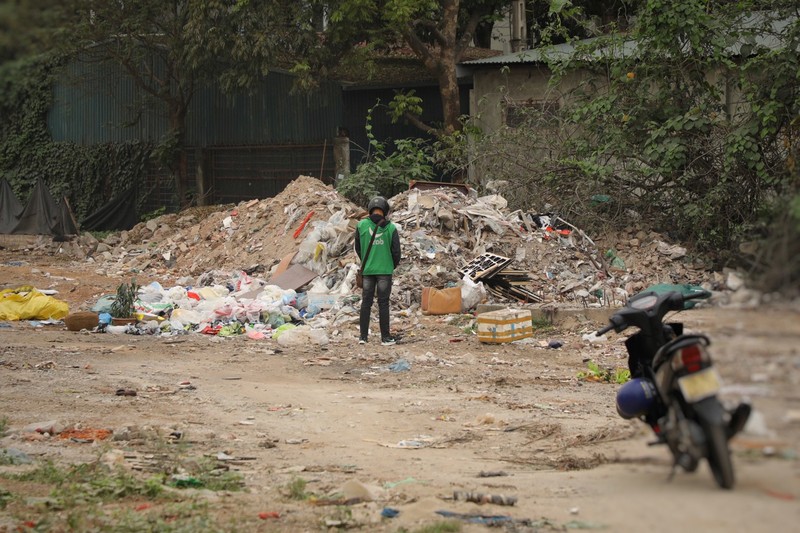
595;289;712;336
596;323;615;336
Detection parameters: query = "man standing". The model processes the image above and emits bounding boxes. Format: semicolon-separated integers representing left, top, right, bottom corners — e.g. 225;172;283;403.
355;196;401;345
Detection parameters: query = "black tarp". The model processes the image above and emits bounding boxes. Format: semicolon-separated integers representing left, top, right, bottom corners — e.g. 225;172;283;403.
2;178;78;238
80;186;138;231
0;178;23;234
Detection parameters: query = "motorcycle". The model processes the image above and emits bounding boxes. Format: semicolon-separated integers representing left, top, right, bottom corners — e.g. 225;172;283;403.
596;289;750;489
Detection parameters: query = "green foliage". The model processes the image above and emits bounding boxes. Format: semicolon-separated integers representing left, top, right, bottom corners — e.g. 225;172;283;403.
468;2;799;286
140;206;167;223
577;361;631;384
0;488;11;510
188;457;245;492
11;459;68;484
0;416;7;435
388;90;424;124
286;477;310;500
54;463;163;507
3;459;239;531
405;521;462;533
66;500;220;533
111;279;139;319
337;102;435;207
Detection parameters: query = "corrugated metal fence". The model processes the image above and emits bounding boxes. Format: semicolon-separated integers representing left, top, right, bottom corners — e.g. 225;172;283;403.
49;59;341;213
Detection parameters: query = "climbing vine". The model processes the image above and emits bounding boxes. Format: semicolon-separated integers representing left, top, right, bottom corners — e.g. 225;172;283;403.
469;1;798;290
0;56;154;222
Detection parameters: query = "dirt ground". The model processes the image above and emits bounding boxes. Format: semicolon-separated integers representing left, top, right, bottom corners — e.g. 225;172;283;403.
1;253;799;532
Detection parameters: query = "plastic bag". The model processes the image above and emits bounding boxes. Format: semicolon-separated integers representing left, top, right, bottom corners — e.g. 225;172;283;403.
460;275;487;312
0;287;69;321
276;325;329;347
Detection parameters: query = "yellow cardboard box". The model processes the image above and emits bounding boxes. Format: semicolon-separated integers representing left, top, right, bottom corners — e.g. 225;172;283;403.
477;309;533;344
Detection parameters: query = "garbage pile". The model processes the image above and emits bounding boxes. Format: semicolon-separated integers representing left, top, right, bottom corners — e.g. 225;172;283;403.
89;175;716;314
35;174;725;339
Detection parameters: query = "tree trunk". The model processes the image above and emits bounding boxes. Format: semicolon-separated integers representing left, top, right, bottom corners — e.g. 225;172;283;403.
168;105;189;209
439;65;461;136
439;0;462;135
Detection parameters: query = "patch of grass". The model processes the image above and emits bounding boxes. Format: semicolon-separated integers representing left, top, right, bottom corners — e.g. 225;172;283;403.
10;459;69;484
0;416;8;435
577;361;631;384
66;499;225;532
531;315;555;332
5;460;163;505
1;450;246;531
188;457;245;492
89;230;114;241
0;488;12;509
400;521;462;533
286;477;310;500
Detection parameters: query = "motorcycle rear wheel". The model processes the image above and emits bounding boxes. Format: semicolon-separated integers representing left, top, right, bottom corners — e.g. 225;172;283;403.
705;422;735;489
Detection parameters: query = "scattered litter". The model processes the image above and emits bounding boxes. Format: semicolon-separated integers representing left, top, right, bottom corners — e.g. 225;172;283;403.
477;471;508;478
383;477;419;489
387;358;411;372
434;510;529;526
453;491;517;506
66;175;725;345
0;448;32;465
58;428;113;442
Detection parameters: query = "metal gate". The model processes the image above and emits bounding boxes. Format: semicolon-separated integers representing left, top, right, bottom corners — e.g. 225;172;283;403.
208;144;335;205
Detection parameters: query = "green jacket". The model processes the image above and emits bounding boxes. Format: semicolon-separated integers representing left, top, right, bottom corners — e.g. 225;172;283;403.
355;218;400;275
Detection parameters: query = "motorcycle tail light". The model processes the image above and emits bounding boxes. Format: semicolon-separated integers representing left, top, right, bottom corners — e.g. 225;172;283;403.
671;344;705;373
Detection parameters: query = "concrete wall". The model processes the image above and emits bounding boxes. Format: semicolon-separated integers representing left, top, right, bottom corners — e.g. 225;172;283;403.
471;64;592;132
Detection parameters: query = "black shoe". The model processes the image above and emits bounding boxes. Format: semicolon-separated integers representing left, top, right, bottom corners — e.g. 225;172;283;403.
381;337;397;346
727;403;751;439
358;337;367;345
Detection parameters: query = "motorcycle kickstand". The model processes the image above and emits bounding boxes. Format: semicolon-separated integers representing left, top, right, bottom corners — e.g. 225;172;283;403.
667;461;679;483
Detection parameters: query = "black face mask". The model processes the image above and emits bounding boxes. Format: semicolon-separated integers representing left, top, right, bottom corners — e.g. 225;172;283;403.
370;213;385;225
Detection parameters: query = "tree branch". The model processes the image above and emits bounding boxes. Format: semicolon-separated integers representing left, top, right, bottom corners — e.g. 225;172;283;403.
411;19;447;48
403;111;439;136
456;9;487;59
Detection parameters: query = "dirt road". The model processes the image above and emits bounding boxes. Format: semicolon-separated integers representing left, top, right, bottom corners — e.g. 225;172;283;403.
1;257;799;532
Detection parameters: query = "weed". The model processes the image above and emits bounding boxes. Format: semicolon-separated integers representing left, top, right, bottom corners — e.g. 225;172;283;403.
88;230;113;241
531;316;554;332
189;457;245;491
0;416;7;435
10;460;69;484
408;521;462;533
577;361;631;384
0;488;12;509
140;206;166;222
66;499;223;532
286;477;310;500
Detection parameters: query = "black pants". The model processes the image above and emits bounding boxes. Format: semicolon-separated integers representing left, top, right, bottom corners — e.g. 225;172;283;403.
360;275;392;340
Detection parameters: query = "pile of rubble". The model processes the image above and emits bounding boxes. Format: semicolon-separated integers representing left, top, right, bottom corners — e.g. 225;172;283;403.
6;175;760;340
86;175;718;311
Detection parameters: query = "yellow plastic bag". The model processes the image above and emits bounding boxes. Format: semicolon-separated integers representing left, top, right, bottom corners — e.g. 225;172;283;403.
0;286;69;321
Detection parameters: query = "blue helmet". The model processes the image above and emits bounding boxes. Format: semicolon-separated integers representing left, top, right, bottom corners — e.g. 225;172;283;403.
616;378;658;419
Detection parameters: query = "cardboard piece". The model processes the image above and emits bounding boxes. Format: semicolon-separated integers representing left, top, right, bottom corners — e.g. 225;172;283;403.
421;287;462;315
268;264;318;291
477;309;533;344
274;252;297;277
